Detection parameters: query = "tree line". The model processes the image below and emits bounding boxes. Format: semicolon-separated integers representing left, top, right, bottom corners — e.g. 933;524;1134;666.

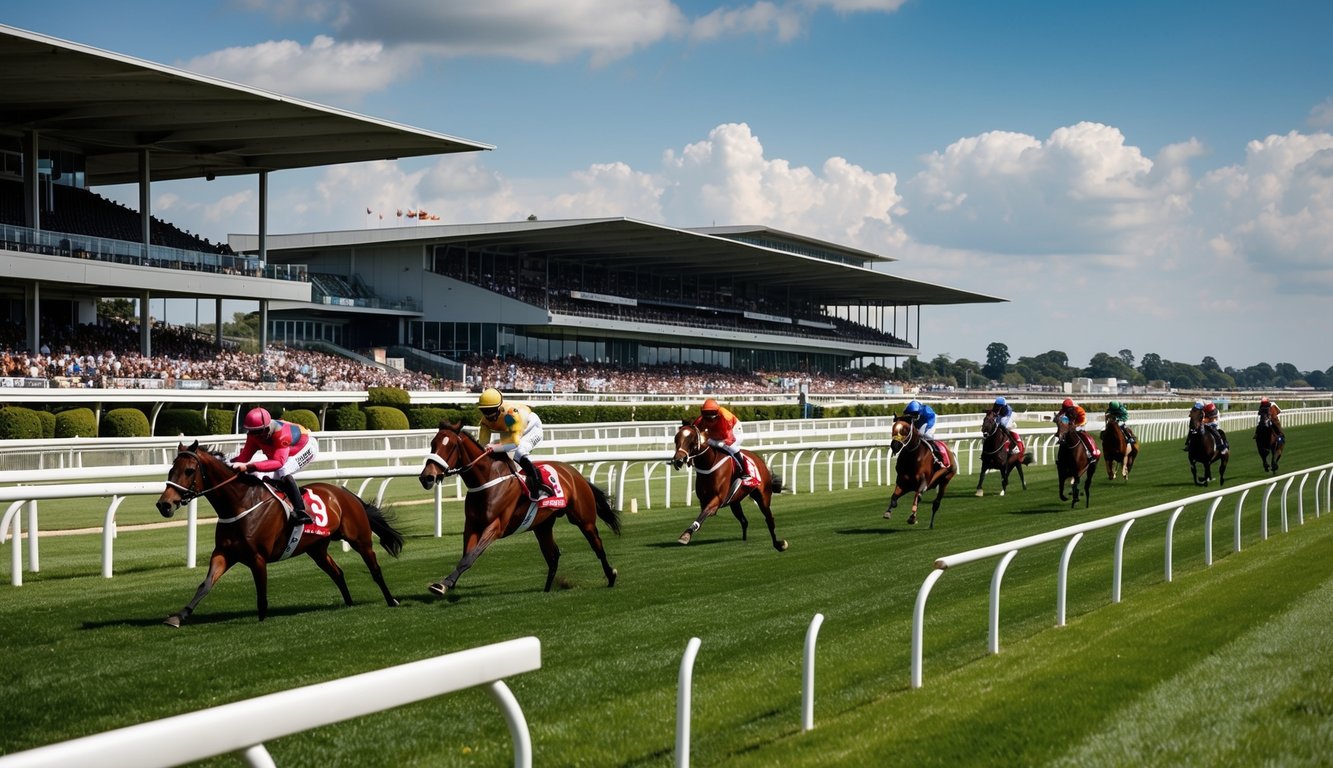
867;343;1331;390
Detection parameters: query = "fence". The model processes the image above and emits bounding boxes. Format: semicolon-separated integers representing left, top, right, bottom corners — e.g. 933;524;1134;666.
909;461;1333;688
0;636;541;768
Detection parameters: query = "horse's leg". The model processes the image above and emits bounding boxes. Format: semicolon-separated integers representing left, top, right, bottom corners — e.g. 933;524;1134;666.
533;518;561;592
728;501;749;541
1016;461;1028;491
679;499;721;545
928;472;954;529
569;505;619;586
165;550;233;628
1219;453;1228;486
248;557;270;621
305;541;353;606
975;466;988;497
747;490;788;552
431;519;504;596
1059;470;1070;501
344;521;399;608
998;464;1010;497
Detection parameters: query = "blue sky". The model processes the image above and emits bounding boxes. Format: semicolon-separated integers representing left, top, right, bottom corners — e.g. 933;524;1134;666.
6;1;1333;373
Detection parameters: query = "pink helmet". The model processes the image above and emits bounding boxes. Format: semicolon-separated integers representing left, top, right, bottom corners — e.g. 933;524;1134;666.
243;407;272;433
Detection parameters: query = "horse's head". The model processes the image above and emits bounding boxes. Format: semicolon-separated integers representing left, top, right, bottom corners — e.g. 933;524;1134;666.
156;440;228;518
420;420;473;490
889;418;915;454
1188;408;1204;430
981;412;997;436
671;422;704;470
1054;414;1075;442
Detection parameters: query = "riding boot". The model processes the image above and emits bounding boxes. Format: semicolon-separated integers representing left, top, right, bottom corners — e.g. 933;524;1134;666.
1218;428;1229;454
730;448;751;480
929;442;944;468
518;455;550;499
279;475;313;525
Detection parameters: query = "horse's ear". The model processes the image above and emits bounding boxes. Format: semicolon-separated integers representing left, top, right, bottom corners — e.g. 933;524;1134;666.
187;440;199;451
437;419;449;430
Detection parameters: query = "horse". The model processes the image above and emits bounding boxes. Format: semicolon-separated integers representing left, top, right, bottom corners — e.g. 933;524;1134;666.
418;421;620;597
670;423;788;549
1187;408;1228;486
155;441;404;627
975;412;1032;497
883;418;956;528
1255;415;1284;474
1055;416;1097;508
1100;414;1139;481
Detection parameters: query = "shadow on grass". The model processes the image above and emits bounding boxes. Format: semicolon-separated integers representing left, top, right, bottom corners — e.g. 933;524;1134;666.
644;536;740;549
81;601;349;630
835;527;902;535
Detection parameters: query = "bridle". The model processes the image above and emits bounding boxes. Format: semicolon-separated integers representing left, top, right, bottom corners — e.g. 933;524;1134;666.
891;419;921;453
980;414;1009;458
163;449;240;502
673;426;708;467
423;431;493;477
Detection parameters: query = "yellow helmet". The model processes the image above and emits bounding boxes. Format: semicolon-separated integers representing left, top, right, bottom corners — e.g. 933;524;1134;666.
478;388;504;408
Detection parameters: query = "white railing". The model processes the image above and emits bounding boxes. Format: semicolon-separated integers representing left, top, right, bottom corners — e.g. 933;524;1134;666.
0;636;542;768
909;461;1333;688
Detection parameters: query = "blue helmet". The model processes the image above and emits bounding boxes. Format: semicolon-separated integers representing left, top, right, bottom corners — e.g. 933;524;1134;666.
903;400;921;415
1193;400;1204;410
994;397;1007;406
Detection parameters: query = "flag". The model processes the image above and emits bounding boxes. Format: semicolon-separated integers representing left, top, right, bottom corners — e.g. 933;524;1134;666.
366;207;373;215
396;209;402;217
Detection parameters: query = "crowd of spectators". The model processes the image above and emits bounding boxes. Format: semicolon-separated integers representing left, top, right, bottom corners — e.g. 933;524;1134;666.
0;319;437;391
459;354;904;396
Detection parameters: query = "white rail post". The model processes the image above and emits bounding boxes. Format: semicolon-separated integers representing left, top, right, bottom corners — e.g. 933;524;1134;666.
802;613;824;731
1203;497;1222;566
101;496;128;578
25;500;38;572
1261;485;1276;540
1112;520;1134;603
484;680;533;768
1297;475;1309;526
911;568;945;689
1056;533;1083;627
1280;476;1294;532
676;637;702;768
434;482;443;537
1233;488;1251;553
988;551;1018;654
186;498;198;568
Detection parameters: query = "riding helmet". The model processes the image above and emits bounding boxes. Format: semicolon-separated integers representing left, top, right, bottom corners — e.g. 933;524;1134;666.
903;400;921;415
994;397;1006;406
1062;398;1074;408
478;388;504;409
242;407;272;433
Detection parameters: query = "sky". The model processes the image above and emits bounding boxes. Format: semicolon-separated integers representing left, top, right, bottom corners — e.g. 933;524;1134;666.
6;1;1333;373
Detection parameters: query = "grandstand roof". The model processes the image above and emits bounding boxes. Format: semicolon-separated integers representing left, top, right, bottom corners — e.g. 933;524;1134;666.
238;217;1004;306
0;24;492;186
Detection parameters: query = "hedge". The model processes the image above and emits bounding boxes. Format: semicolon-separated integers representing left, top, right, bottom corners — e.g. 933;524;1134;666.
408;406;466;429
36;409;56;439
364;405;409;431
55;408;98;438
367;387;410;406
280;408;321;432
155;408;209;437
100;408;151;438
0;406;44;440
327;404;367;432
206;409;235;436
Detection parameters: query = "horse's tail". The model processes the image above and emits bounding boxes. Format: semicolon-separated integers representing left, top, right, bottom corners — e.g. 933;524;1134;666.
365;502;405;558
768;474;784;494
588;482;622;536
1021;454;1034;465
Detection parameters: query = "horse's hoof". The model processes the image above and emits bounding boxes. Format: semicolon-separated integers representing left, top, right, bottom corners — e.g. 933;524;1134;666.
388;598;401;608
999;490;1006;497
677;533;692;545
607;568;618;587
882;510;892;520
907;515;918;526
163;615;182;628
427;582;449;597
775;540;789;552
975;490;984;497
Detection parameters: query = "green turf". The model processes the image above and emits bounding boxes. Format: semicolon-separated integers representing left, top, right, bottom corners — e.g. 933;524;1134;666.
0;425;1329;766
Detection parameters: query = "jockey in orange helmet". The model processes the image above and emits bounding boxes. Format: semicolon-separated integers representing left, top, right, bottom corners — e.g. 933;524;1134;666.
1201;400;1229;453
1257;397;1285;443
1054;398;1099;458
229;407;317;524
692;398;749;480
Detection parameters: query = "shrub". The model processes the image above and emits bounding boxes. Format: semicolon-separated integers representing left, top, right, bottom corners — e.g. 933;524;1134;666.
367;387;410;406
155;409;208;437
280;408;321;432
100;408;151;437
35;410;56;439
364;405;409;431
0;406;44;440
54;408;98;438
408;407;464;429
327;405;367;432
205;409;235;436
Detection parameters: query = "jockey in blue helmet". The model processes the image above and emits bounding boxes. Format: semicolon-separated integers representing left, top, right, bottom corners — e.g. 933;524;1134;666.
901;399;944;466
988;396;1020;453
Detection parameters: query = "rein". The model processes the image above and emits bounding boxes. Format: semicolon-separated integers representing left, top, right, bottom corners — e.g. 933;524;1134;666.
165;451;242;502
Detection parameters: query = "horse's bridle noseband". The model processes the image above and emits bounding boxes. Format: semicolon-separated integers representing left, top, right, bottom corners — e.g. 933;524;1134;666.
424;432;492;477
164;450;239;502
673;427;707;466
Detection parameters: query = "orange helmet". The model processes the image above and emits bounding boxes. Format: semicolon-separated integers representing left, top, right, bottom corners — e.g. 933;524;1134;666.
1062;398;1074;408
701;398;720;417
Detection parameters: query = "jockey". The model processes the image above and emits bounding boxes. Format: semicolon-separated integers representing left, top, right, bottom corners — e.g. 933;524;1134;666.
477;387;553;499
693;398;749;480
902;399;946;467
229;407;316;525
1184;400;1206;451
1105;401;1136;444
987;396;1022;454
1257;397;1286;443
1202;400;1229;453
1054;398;1099;457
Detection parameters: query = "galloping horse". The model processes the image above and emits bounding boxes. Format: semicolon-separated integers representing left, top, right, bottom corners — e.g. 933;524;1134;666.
1255;415;1284;474
418;421;620;597
1187;408;1228;486
884;417;956;528
670;423;788;549
975;412;1032;497
155;441;404;627
1100;414;1139;481
1055;416;1097;508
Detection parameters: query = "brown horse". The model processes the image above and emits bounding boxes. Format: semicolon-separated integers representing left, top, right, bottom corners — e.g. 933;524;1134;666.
975;412;1032;497
884;418;956;528
1187;409;1228;486
155;441;404;627
1255;415;1284;474
418;421;620;597
670;423;788;549
1055;416;1097;508
1100;414;1139;481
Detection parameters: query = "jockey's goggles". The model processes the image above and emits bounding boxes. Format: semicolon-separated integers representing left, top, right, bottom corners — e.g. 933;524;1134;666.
480;406;501;418
701;410;719;419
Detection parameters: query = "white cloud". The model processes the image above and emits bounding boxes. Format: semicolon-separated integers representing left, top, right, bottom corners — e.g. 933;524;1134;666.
691;3;805;43
1309;98;1333;129
182;35;415;100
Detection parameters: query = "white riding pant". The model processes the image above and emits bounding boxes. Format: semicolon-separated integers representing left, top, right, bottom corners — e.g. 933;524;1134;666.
494;418;544;462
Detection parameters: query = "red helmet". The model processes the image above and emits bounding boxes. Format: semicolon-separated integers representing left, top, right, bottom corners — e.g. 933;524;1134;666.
243;407;272;433
1260;397;1269;405
701;398;720;418
1062;398;1074;408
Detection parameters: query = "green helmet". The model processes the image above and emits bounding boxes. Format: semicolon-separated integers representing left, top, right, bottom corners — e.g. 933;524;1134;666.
1109;401;1121;410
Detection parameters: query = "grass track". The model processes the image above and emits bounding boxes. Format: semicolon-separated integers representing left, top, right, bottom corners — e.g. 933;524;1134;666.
1;424;1330;766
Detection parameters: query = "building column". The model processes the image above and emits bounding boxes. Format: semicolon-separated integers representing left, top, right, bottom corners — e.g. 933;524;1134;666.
139;290;151;356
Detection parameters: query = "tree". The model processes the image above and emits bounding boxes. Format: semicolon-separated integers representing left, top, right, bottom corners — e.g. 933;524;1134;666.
983;342;1009;381
1117;348;1135;369
1200;356;1222;373
98;298;136;323
1274;362;1301;386
1139;352;1166;382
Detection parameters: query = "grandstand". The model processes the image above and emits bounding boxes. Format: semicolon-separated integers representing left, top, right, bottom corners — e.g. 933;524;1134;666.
1;22;1002;389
